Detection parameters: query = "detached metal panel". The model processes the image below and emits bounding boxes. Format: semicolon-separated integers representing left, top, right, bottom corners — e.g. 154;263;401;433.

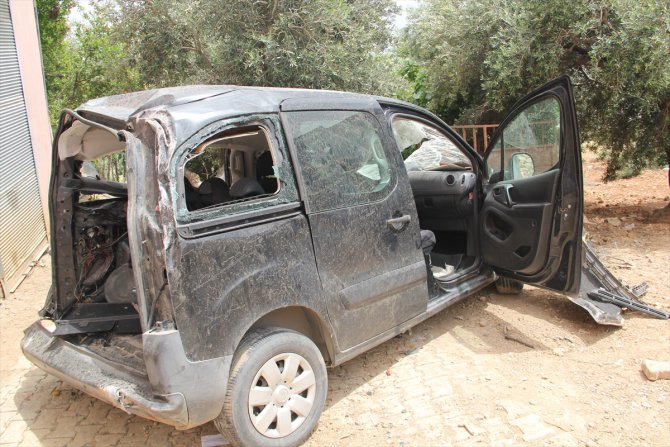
0;0;47;291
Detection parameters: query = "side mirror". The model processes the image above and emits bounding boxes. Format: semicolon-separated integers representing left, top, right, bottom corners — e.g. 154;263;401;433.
508;153;535;179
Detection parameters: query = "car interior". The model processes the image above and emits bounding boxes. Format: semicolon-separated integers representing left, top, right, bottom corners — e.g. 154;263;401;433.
184;125;279;212
391;116;479;287
54;140;140;340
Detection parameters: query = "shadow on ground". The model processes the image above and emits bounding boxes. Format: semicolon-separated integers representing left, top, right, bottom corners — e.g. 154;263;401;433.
14;285;622;445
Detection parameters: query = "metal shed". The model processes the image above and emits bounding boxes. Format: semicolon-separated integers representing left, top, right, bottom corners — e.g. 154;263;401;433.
0;0;50;296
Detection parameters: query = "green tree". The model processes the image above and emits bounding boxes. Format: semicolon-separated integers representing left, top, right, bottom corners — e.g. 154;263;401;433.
66;11;140;108
401;0;670;180
103;0;402;95
36;1;140;127
36;0;75;124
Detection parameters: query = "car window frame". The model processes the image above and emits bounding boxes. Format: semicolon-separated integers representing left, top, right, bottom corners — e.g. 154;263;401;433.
281;109;399;214
386;111;478;173
170;114;300;230
484;94;564;184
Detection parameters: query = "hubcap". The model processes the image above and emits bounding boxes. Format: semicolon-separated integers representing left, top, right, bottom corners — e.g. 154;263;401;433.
248;352;316;438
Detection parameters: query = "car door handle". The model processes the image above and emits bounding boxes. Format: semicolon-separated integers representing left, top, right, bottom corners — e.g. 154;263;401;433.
493;184;516;207
387;214;411;231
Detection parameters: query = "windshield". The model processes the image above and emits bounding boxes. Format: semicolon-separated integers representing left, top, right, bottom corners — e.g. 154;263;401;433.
392;117;471;171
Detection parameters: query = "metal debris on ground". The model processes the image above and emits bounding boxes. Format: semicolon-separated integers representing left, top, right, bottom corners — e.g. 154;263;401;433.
403;347;421;356
630;281;649;298
573;239;669;326
587;289;670;320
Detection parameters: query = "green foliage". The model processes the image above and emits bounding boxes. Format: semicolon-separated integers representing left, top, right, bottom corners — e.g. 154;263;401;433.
579;0;670;179
91;152;126;183
36;1;140;127
66;11;140;108
401;0;670;180
103;0;402;95
398;63;430;108
37;0;405;129
186;150;225;183
36;0;74;124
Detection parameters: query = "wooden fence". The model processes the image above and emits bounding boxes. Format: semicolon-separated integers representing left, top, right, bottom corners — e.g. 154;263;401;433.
451;124;498;155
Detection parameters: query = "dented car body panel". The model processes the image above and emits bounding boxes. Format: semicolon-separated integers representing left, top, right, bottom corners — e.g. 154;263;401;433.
23;77;650;432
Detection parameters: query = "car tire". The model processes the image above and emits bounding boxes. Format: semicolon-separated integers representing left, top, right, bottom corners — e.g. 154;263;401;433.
494;277;524;295
214;328;327;447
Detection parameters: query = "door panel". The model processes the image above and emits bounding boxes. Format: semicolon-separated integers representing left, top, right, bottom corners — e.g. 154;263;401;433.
481;76;583;293
308;199;427;350
282;108;428;351
481;169;559;273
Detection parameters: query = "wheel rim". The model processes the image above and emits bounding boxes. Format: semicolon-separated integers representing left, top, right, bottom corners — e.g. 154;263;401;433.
248;352;317;439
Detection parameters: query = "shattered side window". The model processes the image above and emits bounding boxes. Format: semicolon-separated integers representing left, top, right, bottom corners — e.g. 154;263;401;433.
174;116;299;223
283;110;394;212
391;117;471;172
182;125;280;212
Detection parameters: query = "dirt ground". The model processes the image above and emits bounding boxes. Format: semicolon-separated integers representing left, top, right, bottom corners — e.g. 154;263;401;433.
1;151;668;447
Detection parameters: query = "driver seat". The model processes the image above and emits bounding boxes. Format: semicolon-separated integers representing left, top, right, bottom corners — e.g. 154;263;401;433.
420;230;436;256
420;229;439;295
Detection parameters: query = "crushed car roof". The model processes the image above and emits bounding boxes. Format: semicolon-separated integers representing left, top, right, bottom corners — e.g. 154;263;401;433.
75;85;413;145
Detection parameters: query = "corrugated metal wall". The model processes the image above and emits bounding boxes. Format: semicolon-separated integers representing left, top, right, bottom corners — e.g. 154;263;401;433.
0;0;47;291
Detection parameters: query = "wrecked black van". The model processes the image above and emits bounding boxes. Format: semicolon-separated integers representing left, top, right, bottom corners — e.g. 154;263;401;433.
22;76;653;446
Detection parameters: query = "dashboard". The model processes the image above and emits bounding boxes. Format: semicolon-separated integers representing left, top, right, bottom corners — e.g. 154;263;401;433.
408;170;476;221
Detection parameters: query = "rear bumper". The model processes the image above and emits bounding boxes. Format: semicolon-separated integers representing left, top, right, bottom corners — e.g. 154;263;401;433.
21;322;231;429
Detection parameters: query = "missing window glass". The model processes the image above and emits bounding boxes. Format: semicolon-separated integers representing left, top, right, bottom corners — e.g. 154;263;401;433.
184;125;279;211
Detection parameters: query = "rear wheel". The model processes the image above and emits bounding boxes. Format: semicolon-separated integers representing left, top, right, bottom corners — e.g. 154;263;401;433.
494;277;524;295
215;328;327;447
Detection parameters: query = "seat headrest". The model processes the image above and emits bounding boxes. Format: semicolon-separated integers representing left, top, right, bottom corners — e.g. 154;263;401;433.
230;178;265;199
199;177;230;205
257;152;274;178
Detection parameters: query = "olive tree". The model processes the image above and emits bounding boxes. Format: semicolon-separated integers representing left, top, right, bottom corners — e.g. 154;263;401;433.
36;0;75;124
104;0;402;95
401;0;670;180
36;1;140;127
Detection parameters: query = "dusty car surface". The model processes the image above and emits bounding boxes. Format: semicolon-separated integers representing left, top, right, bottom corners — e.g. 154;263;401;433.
22;76;631;446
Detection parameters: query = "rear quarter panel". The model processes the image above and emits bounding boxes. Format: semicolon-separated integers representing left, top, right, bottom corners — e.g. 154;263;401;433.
167;214;328;361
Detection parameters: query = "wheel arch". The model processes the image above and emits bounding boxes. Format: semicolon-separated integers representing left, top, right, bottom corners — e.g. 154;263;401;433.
245;306;335;366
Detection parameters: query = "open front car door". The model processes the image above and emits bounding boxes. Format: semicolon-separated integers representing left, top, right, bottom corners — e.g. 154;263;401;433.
480;76;670;326
480;76;583;293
